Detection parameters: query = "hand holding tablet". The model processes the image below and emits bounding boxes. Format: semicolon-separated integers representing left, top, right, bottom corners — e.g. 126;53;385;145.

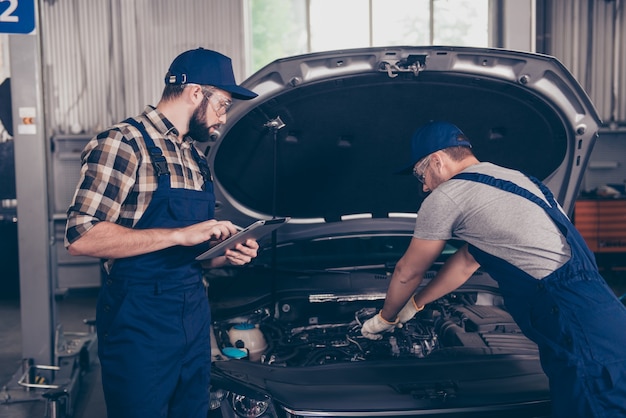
196;217;290;260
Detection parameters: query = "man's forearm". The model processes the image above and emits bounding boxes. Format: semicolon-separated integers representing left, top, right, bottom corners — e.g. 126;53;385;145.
67;221;184;259
380;238;445;322
380;264;423;322
414;245;479;307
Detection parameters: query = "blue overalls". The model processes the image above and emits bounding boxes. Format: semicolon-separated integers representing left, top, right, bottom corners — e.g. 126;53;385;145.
96;119;215;418
455;172;626;418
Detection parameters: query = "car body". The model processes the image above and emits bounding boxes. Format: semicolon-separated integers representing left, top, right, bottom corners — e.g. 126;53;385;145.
202;46;601;418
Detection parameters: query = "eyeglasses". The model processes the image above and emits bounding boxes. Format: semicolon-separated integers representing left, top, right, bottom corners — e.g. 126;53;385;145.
412;156;431;184
201;89;232;116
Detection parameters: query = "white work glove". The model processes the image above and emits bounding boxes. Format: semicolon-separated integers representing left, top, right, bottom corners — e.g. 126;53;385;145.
396;296;425;326
361;311;398;340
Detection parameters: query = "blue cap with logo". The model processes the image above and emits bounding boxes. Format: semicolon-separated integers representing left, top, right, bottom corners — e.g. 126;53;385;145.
397;121;472;174
164;47;257;100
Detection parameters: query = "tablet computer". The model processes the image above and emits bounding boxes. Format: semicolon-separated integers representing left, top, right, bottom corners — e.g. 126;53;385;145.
196;217;290;260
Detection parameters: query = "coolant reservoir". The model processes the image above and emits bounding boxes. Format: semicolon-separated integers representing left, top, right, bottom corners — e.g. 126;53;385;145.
221;347;248;360
228;323;268;361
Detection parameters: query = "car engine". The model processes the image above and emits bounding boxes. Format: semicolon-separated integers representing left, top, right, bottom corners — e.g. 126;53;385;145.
211;292;538;366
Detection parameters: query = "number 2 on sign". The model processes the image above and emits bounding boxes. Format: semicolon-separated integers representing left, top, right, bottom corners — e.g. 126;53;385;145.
0;0;19;23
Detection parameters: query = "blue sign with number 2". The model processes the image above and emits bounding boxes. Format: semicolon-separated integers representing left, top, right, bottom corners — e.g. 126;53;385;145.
0;0;35;34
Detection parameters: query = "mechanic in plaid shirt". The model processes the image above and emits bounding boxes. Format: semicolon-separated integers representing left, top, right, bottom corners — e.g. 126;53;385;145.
65;48;258;418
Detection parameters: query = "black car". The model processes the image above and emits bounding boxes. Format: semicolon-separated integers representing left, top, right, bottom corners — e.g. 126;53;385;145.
202;46;600;418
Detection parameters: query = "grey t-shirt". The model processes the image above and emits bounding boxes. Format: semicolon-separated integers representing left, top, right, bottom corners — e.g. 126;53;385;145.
414;162;571;279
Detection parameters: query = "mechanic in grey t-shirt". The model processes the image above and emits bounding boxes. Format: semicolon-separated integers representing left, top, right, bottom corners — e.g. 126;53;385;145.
415;161;570;279
361;121;626;417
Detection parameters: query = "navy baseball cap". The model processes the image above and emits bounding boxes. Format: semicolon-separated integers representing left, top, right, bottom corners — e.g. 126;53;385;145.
164;48;257;100
396;121;472;174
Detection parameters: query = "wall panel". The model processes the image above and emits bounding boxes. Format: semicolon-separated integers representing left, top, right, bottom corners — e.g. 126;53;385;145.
40;0;246;135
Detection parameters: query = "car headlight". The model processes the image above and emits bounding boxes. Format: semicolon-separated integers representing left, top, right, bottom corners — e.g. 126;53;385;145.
231;393;269;417
209;388;228;410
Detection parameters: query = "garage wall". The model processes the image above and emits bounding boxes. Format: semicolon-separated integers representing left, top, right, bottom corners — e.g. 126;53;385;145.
40;0;626;132
538;0;625;127
582;132;626;193
40;0;247;136
537;0;626;192
38;0;626;194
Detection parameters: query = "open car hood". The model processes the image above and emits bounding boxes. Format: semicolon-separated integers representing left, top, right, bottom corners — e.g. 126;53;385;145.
207;46;600;234
204;46;600;417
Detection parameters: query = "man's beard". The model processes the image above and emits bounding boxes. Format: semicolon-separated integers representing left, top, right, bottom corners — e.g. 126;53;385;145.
187;98;214;143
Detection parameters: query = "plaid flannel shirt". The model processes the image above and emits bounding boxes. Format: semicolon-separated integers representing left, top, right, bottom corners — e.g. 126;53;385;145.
65;106;207;249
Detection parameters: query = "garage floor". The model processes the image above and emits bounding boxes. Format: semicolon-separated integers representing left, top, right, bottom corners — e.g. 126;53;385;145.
1;269;626;418
0;288;105;418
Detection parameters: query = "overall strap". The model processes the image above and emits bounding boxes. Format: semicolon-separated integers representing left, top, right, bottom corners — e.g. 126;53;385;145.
189;145;212;189
453;171;598;266
123;118;170;177
453;172;568;236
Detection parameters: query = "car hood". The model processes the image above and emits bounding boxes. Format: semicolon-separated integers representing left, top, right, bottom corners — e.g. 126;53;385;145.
207;46;600;235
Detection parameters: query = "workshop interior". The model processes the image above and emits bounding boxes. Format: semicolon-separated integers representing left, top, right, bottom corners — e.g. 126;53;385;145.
1;1;626;418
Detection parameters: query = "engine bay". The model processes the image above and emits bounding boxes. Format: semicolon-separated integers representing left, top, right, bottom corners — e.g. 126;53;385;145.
211;292;539;367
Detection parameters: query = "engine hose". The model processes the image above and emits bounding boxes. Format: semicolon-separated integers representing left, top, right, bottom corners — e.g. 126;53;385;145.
265;346;303;365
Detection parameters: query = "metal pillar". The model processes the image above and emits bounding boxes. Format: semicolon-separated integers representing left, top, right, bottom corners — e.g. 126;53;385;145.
502;0;536;52
9;31;55;365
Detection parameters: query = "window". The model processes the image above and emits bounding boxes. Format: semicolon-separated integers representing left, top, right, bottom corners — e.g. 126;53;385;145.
246;0;489;75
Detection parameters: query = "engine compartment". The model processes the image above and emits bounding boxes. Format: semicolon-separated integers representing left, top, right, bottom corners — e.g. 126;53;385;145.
211;292;539;367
